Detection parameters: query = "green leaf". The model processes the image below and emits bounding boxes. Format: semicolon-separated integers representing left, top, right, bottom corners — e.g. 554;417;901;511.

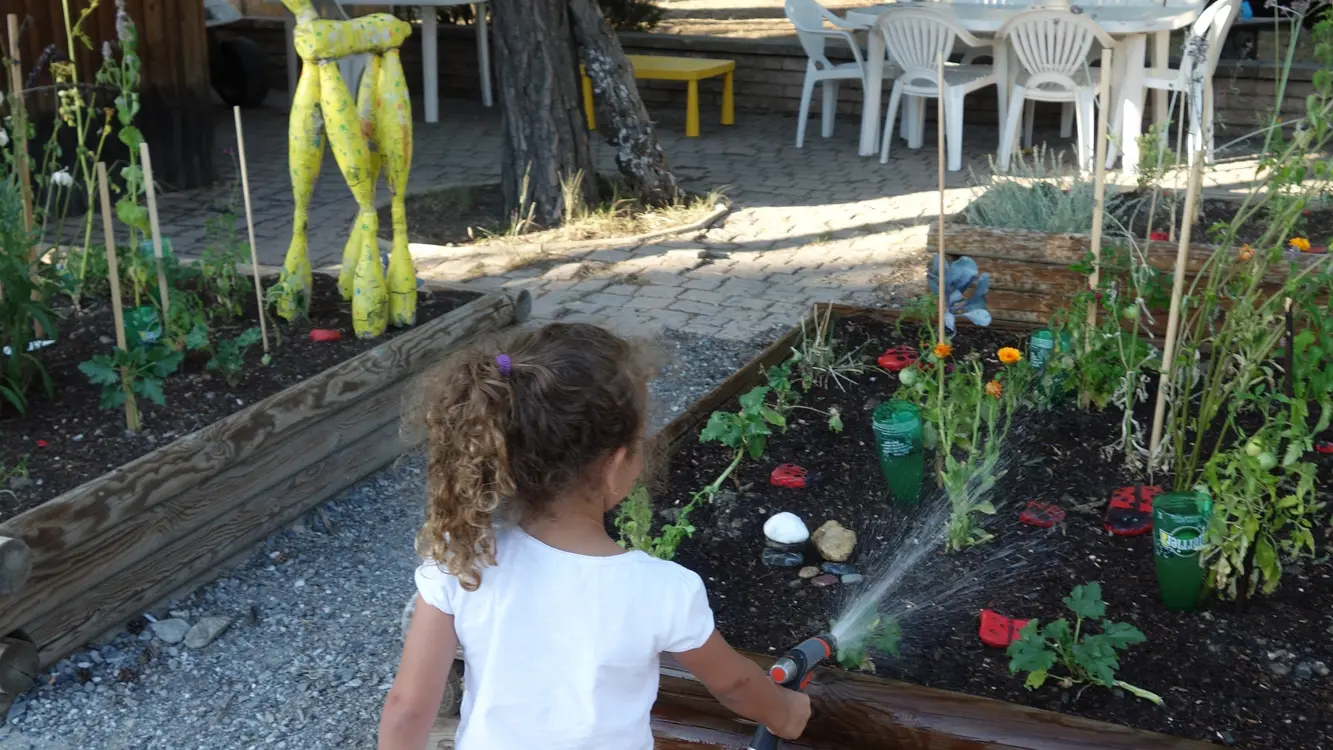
1063;582;1107;620
737;386;772;412
78;357;120;386
972;500;997;515
1006;621;1057;676
1024;668;1049;690
146;348;184;379
186;322;210;351
828;410;844;433
1098;621;1146;650
1071;635;1119;687
699;411;736;445
1041;618;1073;648
118;125;143;149
746;434;767;459
137;376;166;406
98;387;127;410
116;199;150;233
760;406;786;427
236;327;262;347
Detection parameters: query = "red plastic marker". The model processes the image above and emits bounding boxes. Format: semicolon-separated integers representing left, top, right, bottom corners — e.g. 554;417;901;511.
1316;441;1333;454
36;439;48;448
1105;485;1162;536
309;329;341;343
979;609;1031;648
771;464;818;489
877;345;918;372
1019;500;1065;528
1149;231;1169;241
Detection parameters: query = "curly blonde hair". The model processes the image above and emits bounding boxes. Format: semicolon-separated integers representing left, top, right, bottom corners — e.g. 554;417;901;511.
415;323;655;591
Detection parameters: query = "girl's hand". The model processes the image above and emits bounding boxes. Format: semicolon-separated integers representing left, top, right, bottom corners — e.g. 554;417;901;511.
770;688;811;740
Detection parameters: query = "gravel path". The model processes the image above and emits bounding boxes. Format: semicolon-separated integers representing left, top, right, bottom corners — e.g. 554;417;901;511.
0;329;772;750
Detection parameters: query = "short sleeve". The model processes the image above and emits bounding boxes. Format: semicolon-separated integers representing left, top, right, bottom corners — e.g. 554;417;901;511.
663;567;716;653
415;561;460;615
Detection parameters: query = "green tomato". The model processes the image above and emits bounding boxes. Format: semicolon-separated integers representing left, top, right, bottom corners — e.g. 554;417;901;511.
899;368;919;386
1256;451;1278;470
1244;439;1263;458
1121;304;1140;321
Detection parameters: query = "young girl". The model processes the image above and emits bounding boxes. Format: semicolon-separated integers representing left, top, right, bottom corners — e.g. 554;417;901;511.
379;322;811;749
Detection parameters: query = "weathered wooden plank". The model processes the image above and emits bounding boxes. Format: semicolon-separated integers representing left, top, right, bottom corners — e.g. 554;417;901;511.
0;291;510;609
24;418;404;667
0;380;407;635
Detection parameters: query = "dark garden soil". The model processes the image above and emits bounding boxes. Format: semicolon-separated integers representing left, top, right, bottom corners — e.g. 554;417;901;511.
0;274;475;522
381;183;509;246
1132;196;1333;250
659;315;1333;749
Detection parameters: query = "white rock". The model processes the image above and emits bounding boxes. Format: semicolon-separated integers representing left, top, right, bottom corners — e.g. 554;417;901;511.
149;618;190;645
763;512;809;545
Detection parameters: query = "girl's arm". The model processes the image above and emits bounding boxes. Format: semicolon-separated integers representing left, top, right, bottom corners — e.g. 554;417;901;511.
672;630;811;740
379;594;459;750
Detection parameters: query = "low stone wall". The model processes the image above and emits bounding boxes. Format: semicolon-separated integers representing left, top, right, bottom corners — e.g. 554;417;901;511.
223;18;1304;134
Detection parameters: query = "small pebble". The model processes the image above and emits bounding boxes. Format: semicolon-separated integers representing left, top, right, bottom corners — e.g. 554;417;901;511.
761;549;804;568
841;574;865;584
821;562;857;576
1270;662;1292;677
798;566;820;579
811;574;838;588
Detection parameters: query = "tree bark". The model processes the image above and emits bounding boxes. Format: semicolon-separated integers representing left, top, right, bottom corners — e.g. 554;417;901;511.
489;0;597;226
568;0;680;205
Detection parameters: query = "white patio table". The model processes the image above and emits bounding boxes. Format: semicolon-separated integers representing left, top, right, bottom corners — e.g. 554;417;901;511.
274;0;493;124
846;2;1202;172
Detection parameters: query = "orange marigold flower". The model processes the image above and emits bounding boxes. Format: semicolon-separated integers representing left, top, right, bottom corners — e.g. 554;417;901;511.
933;342;953;359
1238;244;1254;261
1290;237;1312;253
985;380;1003;399
997;347;1023;366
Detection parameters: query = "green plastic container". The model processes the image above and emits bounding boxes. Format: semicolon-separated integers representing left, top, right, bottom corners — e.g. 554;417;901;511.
872;401;924;506
1153;491;1213;612
1028;329;1072;370
138;237;174;260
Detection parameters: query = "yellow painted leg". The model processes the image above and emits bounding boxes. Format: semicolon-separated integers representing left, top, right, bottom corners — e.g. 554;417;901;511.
377;49;417;327
721;71;735;126
277;61;324;321
582;73;596;131
686;80;699;138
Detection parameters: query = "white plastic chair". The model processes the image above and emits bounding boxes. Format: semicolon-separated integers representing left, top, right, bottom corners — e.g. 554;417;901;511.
1139;0;1240;163
873;8;998;172
785;0;873;147
995;10;1116;173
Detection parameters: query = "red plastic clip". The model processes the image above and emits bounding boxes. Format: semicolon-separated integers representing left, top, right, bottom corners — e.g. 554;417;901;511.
877;345;919;372
979;609;1031;648
1149;231;1169;242
1105;485;1162;536
310;329;342;343
1317;441;1333;454
1019;500;1065;528
770;464;816;489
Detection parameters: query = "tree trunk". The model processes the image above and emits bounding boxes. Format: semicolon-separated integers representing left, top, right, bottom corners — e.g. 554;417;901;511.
568;0;679;205
489;0;597;226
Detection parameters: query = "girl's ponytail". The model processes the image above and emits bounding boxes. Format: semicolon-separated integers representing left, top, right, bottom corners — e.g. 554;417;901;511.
415;348;515;592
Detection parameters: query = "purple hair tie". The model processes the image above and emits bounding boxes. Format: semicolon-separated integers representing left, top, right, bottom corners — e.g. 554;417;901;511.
495;354;512;378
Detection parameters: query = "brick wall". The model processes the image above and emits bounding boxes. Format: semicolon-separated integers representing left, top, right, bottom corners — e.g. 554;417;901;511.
224;18;1305;135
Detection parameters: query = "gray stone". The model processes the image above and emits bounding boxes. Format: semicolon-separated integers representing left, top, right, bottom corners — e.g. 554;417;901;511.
150;619;190;645
184;617;232;649
841;574;865;584
797;566;820;579
1269;661;1292;677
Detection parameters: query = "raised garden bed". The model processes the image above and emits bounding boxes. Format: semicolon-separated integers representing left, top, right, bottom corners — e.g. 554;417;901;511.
642;306;1331;750
0;271;527;694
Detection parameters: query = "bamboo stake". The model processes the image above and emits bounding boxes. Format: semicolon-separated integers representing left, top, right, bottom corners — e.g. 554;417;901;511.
1082;48;1113;407
97;162;136;432
138;142;171;317
936;53;947;346
6;15;32;234
1147;151;1207;470
232;106;270;354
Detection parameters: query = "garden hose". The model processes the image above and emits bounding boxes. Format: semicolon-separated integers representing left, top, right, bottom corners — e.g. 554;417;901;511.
748;633;835;750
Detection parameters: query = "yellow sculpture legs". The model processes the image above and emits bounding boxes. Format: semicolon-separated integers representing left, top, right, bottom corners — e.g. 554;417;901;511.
280;0;416;338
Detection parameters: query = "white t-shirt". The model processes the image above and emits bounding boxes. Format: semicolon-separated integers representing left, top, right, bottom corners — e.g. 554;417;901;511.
414;525;716;750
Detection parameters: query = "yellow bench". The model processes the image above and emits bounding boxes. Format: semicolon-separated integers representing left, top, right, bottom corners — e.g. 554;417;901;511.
582;55;735;138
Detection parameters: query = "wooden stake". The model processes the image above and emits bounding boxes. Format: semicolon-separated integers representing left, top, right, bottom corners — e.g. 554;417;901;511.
6;15;32;234
1147;151;1207;469
1085;48;1112;354
139;142;171;317
97;162;136;432
233;106;270;354
936;53;947;345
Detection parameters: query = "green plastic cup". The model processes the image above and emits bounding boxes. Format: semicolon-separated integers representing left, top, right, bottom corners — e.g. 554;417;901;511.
1153;491;1213;612
872;401;924;506
1029;329;1072;370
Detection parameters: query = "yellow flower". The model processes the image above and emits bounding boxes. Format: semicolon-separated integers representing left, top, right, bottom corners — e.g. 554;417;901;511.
997;347;1023;366
933;342;953;359
985;380;1003;399
1291;237;1312;253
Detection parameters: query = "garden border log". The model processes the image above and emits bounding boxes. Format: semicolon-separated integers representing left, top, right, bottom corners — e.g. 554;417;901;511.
645;304;1215;750
0;278;523;675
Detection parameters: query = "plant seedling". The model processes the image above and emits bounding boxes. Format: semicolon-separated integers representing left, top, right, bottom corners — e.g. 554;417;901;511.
700;385;785;459
832;613;901;672
79;344;184;432
1006;581;1162;704
207;327;262;387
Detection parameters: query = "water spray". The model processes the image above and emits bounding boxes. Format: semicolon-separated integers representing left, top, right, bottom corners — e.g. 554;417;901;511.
748;632;837;750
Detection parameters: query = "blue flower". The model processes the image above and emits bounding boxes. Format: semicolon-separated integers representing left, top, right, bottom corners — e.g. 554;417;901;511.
925;256;991;333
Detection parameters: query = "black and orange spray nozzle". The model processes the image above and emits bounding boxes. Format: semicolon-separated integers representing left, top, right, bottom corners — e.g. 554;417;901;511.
749;633;837;750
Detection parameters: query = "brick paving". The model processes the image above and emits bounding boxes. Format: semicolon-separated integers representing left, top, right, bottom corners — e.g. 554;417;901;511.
156;98;1262;341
